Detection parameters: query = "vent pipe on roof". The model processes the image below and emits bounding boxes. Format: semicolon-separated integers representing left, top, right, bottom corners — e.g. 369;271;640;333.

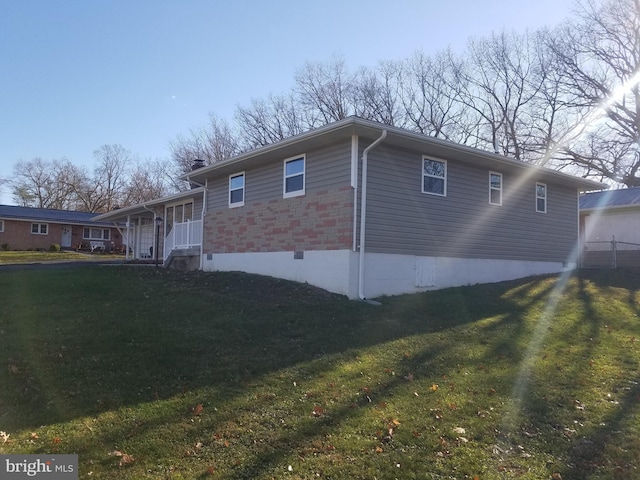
190;159;206;189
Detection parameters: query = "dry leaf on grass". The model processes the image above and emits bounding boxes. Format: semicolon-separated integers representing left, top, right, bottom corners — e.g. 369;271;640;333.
109;450;135;467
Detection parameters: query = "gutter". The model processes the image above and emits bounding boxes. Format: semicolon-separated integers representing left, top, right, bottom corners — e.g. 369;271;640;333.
358;130;387;300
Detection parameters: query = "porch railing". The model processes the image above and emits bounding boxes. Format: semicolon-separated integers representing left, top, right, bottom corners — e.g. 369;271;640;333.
163;219;202;260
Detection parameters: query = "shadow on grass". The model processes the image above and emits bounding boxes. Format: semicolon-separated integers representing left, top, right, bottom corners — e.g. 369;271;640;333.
1;266;639;478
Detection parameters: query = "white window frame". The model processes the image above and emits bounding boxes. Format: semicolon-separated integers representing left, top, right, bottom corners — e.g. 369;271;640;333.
489;171;503;205
31;223;48;235
422;156;447;196
0;219;4;232
229;172;245;208
83;227;111;241
536;182;547;213
283;155;305;198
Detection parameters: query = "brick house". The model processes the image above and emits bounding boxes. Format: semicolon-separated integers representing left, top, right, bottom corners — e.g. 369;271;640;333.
0;205;123;251
97;117;603;299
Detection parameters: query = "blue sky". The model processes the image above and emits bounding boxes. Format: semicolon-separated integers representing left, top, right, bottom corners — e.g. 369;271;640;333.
0;0;576;205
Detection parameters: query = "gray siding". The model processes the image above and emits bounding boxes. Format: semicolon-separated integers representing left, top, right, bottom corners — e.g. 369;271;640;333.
365;145;578;262
207;141;353;211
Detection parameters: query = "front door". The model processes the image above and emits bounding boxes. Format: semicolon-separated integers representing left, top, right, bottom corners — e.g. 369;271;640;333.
61;225;72;248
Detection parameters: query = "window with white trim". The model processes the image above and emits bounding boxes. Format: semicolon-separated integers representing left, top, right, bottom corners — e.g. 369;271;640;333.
0;219;4;232
83;228;111;240
422;156;447;196
536;182;547;213
489;172;502;205
229;172;245;207
31;223;48;235
284;155;305;198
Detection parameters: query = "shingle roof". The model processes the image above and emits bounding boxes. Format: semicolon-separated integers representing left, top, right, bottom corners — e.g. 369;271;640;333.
579;187;640;210
0;204;114;227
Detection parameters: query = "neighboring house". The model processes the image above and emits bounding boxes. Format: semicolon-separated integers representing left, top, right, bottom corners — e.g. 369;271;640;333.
579;187;640;268
0;204;123;252
97;117;603;299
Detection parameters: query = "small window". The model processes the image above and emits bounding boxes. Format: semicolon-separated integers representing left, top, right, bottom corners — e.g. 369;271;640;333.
422;156;447;196
229;172;245;207
0;219;4;232
83;228;110;240
284;156;305;198
489;172;502;205
536;182;547;213
31;223;48;235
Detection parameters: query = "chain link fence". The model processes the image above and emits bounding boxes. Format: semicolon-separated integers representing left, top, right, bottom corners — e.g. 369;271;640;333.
581;236;640;268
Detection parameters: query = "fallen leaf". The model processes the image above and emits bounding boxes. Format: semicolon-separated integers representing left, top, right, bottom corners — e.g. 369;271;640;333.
405;373;414;382
431;384;439;391
453;427;466;435
53;437;62;444
118;454;135;467
0;432;9;443
312;405;325;417
375;446;383;453
192;404;204;416
30;432;39;440
206;466;215;475
8;365;19;374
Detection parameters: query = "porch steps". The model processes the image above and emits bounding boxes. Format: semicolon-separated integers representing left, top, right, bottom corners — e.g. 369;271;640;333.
165;247;200;271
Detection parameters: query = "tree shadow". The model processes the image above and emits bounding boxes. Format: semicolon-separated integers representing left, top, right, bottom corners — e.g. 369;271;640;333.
1;267;638;478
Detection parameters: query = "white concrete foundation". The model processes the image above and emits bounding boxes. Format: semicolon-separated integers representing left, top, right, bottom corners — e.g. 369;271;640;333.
201;250;575;300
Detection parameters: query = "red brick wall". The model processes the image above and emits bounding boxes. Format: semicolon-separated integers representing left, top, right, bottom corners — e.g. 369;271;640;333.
204;186;354;253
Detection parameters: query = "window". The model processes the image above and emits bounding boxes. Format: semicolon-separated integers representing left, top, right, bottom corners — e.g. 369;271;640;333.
0;219;3;232
284;155;305;197
229;172;245;207
83;228;111;240
31;223;48;235
536;182;547;213
489;172;502;205
422;157;447;196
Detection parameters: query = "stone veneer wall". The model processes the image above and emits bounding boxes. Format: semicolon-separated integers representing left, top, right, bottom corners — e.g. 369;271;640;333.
204;186;354;253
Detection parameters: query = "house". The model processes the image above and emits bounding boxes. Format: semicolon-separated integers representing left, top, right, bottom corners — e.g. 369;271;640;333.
0;204;123;252
579;187;640;268
96;117;603;299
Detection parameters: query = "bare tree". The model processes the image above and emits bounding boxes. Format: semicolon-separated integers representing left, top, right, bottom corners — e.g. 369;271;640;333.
235;93;306;148
294;56;356;125
121;159;171;205
11;158;79;209
452;31;545;160
400;50;473;142
546;0;640;186
352;60;404;127
170;114;241;183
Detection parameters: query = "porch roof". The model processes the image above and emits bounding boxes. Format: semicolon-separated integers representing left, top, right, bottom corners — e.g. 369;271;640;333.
93;187;205;222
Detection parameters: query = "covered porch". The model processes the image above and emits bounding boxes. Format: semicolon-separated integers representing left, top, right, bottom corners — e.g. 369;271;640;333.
93;188;205;267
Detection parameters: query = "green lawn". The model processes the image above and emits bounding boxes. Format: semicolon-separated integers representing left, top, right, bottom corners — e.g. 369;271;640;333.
0;250;121;264
0;266;639;479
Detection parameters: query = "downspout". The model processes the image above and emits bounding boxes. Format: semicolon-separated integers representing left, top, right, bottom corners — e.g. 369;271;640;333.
351;135;359;251
358;130;387;300
186;175;207;270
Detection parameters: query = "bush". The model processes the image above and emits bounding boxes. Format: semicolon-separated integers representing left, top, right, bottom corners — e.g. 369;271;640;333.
0;243;9;251
49;244;61;252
